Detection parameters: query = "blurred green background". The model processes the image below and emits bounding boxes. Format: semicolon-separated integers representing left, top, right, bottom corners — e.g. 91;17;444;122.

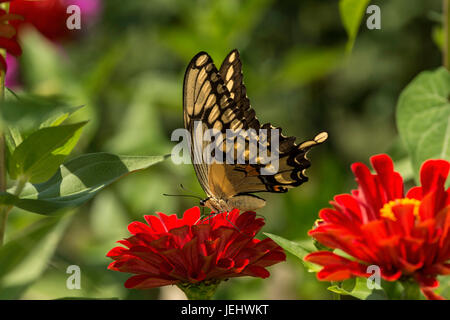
4;0;447;299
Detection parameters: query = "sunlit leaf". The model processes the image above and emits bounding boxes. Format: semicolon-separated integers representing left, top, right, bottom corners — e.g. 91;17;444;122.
2;153;168;215
339;0;371;52
264;233;320;272
327;277;386;300
396;67;450;180
0;92;80;131
9;122;87;183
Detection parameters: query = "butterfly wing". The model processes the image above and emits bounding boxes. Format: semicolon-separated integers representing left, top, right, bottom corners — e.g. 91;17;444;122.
183;52;246;198
216;50;327;194
219;49;260;130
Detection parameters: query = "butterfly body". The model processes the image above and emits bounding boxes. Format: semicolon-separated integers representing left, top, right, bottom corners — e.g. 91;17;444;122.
183;49;327;213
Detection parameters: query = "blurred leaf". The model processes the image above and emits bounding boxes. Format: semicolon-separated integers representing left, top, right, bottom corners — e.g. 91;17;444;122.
327;277;386;300
90;190;128;241
9;122;87;183
393;157;414;182
39;105;84;128
105;76;174;154
83;44;126;96
432;26;444;51
264;233;320;272
0;215;72;299
436;275;450;299
5;126;23;151
3;153;168;215
20;28;68;94
0;93;81;132
160;0;272;60
339;0;371;52
396;67;450;180
276;46;344;87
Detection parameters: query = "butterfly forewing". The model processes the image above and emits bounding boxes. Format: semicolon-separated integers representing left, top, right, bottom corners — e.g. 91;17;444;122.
183;52;246;198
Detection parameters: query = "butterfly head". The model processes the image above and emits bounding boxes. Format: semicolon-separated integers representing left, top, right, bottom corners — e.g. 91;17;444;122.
199;198;208;207
200;197;232;213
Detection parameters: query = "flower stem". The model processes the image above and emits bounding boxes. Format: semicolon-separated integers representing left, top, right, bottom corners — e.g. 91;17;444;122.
0;178;25;246
177;280;221;300
444;0;450;69
0;1;9;247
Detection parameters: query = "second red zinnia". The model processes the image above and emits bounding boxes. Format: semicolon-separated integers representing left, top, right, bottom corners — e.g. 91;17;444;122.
305;154;450;299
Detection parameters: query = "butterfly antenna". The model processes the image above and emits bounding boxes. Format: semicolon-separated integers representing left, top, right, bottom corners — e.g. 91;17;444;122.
173;184;204;200
201;206;205;219
201;212;242;232
162;193;203;201
224;213;242;233
179;184;199;194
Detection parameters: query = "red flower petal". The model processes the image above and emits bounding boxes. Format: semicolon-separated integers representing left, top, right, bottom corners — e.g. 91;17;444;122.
371;154;404;200
421;287;445;300
124;275;177;289
420;159;449;195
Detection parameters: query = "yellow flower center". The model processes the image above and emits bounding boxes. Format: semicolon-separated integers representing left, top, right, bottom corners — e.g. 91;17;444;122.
379;198;421;221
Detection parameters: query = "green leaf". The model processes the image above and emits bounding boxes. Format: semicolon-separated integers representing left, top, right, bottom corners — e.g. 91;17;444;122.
0;93;81;131
276;46;344;87
396;67;450;180
327;277;386;300
264;233;320;272
432;26;444;51
339;0;371;52
39;105;84;128
3;153;168;215
0;215;72;299
9;122;87;183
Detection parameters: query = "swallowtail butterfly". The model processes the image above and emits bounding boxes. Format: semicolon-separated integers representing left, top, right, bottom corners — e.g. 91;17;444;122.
183;49;327;213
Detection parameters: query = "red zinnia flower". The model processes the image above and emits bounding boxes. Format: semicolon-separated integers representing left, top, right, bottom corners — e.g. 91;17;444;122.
107;207;285;297
9;0;101;41
305;154;450;299
0;0;22;72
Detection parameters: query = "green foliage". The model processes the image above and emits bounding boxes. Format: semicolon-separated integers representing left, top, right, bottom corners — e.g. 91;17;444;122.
327;277;387;300
264;233;320;272
1;92;82;131
0;215;72;299
9;122;87;183
0;0;446;300
276;46;345;87
396;67;450;179
339;0;371;52
3;153;167;215
432;26;444;51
